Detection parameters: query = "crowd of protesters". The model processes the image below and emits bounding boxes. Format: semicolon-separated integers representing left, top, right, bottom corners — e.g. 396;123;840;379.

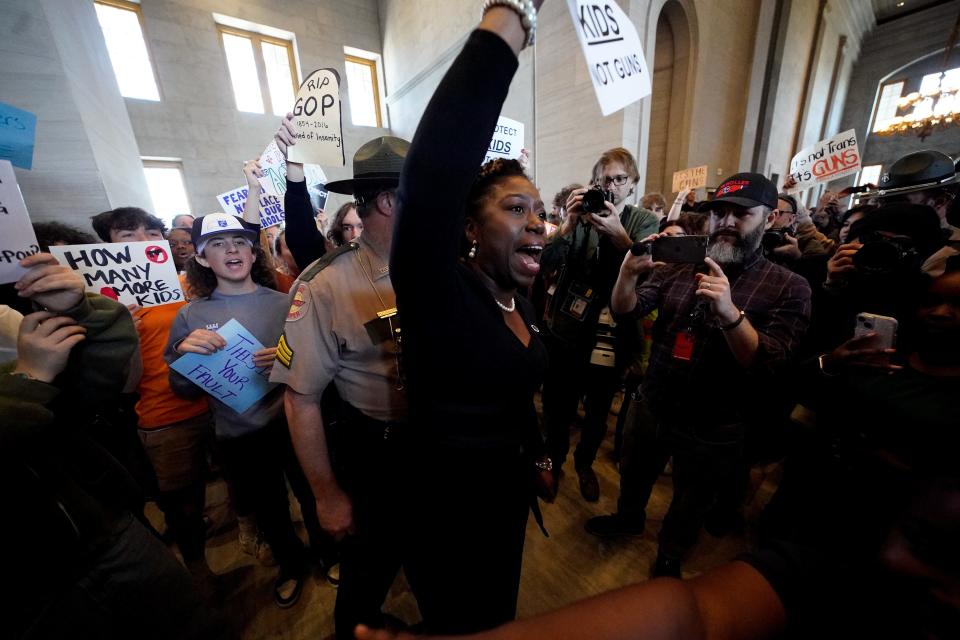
3;2;959;639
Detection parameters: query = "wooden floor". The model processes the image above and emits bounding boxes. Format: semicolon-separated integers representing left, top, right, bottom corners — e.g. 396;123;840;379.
147;394;778;639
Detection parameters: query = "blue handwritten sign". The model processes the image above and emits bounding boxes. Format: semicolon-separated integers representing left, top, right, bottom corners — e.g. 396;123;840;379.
169;318;275;414
0;102;37;170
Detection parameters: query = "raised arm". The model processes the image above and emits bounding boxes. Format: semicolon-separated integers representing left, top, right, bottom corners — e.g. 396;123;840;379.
274;113;327;269
391;5;537;294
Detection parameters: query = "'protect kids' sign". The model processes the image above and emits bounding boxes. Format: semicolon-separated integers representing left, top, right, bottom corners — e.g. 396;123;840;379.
169;318;275;414
216;186;285;229
49;241;184;307
788;129;861;193
0;159;40;284
287;68;346;167
568;0;652;116
484;116;524;165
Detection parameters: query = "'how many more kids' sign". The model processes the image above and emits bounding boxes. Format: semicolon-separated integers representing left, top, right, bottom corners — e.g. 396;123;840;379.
49;241;184;307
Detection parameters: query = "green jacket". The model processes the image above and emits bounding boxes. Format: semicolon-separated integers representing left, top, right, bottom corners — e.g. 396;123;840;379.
1;293;142;635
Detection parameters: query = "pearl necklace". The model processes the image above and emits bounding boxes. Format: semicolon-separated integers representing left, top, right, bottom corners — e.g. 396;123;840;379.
494;295;516;313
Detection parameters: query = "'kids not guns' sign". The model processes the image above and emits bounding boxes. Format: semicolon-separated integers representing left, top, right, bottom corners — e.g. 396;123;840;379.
788;129;861;193
287;69;346;167
50;241;184;307
0;159;40;284
217;186;285;229
568;0;652;116
484;116;524;165
170;318;275;414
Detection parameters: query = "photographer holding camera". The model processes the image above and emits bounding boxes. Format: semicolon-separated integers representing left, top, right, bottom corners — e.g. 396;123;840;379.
539;148;659;501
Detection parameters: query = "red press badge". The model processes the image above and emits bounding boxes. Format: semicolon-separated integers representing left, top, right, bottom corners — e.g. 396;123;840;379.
673;331;695;361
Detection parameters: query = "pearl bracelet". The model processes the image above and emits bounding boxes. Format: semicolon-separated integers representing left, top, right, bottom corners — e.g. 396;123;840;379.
482;0;538;48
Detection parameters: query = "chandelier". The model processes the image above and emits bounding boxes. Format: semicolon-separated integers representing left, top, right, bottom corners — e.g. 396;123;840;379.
875;13;960;141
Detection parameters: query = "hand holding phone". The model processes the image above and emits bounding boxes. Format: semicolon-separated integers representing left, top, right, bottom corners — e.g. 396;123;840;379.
651;235;708;264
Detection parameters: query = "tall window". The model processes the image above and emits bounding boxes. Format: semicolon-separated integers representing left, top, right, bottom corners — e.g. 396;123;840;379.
94;0;160;101
217;24;297;116
142;160;191;225
872;80;904;132
344;48;384;128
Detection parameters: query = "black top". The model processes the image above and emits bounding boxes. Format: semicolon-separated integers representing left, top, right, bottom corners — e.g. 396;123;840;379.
740;361;960;638
392;29;546;455
284;178;327;271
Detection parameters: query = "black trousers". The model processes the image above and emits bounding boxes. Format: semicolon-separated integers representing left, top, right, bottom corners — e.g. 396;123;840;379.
217;422;308;576
404;445;530;634
331;409;406;640
618;402;744;560
542;333;621;470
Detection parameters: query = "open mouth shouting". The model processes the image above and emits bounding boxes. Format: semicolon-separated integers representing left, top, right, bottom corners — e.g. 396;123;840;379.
515;243;543;277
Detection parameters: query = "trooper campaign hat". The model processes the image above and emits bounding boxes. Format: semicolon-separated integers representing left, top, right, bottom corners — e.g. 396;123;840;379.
325;136;411;195
863;150;960;199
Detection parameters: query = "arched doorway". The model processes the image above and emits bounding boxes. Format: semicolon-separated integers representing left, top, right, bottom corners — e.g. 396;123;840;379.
645;1;693;196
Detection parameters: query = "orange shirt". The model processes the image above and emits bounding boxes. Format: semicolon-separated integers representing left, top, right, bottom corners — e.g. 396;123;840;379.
134;278;209;429
275;270;297;294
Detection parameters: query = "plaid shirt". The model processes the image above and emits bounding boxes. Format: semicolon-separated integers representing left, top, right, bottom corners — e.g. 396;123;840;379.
632;251;812;426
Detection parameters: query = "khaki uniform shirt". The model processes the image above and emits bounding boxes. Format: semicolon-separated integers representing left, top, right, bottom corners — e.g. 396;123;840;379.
269;235;407;422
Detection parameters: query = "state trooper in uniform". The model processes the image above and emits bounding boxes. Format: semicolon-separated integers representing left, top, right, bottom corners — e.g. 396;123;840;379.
269;116;410;639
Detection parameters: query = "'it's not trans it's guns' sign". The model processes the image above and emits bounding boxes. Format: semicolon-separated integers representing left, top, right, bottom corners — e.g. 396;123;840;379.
787;129;861;193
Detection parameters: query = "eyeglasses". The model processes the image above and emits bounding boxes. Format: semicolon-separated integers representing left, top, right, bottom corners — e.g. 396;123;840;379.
603;175;631;187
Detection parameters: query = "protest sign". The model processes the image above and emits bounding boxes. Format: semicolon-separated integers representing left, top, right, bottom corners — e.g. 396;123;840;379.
0;160;40;284
787;129;861;193
169;318;275;414
567;0;652;116
672;165;708;193
0;102;37;170
309;183;329;212
287;69;346;167
49;241;184;307
258;139;328;201
483;116;524;165
216;186;285;229
258;140;287;197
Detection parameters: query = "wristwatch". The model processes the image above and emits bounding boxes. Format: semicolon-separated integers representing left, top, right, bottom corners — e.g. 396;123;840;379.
534;456;553;472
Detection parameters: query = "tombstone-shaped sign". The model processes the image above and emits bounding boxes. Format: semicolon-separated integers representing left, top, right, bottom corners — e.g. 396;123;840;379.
287;69;346;167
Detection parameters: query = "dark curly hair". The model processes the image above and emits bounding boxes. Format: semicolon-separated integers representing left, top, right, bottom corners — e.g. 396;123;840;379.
32;222;97;251
466;158;530;219
185;243;278;299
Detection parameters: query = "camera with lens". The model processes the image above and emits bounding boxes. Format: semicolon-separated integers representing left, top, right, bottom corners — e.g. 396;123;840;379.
581;185;615;216
761;228;791;253
852;231;918;276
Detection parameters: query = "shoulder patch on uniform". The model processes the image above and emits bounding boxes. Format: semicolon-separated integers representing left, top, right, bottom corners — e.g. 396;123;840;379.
276;333;294;368
286;283;310;322
298;241;360;282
